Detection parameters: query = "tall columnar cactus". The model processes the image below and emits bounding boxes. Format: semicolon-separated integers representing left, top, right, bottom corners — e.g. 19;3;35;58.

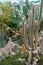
22;17;29;50
22;16;32;64
34;0;43;49
38;0;43;30
29;4;34;48
22;0;43;64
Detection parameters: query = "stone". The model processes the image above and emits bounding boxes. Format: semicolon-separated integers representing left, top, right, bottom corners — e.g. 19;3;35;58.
25;61;29;65
11;52;15;55
33;56;39;65
18;58;25;62
33;50;38;54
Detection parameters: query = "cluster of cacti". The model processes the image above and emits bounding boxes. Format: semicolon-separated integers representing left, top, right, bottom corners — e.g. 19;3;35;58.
22;0;43;64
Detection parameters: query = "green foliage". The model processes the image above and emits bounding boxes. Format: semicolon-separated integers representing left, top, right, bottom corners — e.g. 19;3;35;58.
23;5;28;19
39;55;43;65
0;34;9;48
25;0;30;10
0;53;43;65
10;11;21;31
40;21;43;29
0;2;16;36
0;53;26;65
0;2;15;25
23;0;30;19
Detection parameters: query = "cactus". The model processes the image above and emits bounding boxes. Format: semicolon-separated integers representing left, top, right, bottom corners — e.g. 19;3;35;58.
22;0;43;65
34;0;43;49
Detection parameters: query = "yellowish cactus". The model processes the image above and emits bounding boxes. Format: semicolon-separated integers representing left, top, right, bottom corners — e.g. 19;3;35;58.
20;44;27;53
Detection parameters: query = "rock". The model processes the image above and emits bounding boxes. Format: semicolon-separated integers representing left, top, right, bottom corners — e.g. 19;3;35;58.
0;41;20;56
33;50;38;54
11;52;15;55
25;61;29;65
18;58;25;62
0;40;20;59
33;57;39;65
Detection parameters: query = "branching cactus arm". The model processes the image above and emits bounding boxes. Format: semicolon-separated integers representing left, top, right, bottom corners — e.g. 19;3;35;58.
34;0;43;49
22;17;30;50
30;3;35;48
38;0;43;30
22;17;32;65
35;23;38;49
